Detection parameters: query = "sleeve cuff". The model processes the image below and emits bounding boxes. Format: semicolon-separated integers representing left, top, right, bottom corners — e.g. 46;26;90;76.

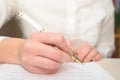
0;36;9;42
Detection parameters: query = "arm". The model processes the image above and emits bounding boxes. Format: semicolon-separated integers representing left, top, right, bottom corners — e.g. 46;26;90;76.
0;32;73;74
0;38;25;64
0;1;73;74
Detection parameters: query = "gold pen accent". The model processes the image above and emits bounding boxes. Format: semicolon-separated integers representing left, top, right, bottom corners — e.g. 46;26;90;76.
69;49;83;64
17;11;83;64
70;54;81;63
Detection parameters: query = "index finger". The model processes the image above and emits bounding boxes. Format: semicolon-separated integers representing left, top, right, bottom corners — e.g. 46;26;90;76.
29;32;70;53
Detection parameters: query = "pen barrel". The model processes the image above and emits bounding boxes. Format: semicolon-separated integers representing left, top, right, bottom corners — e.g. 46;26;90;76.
17;11;45;32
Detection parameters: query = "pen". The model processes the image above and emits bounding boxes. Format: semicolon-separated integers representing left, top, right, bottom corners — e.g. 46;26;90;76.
17;11;83;64
18;11;45;32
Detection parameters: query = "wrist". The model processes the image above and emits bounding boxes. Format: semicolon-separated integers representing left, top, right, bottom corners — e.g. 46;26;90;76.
0;38;25;64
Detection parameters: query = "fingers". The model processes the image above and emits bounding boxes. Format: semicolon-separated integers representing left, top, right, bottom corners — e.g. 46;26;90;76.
21;50;62;74
77;43;103;62
28;32;74;62
84;49;98;62
25;42;63;62
22;32;94;73
22;64;59;74
77;44;93;61
27;56;62;70
65;39;74;49
21;47;70;74
20;32;74;74
55;47;73;62
21;45;71;74
23;40;71;63
29;32;70;53
92;53;103;61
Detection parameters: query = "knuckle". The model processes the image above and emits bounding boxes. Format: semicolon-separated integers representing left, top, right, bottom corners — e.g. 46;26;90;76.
91;48;98;54
54;51;63;61
30;32;39;39
55;33;65;44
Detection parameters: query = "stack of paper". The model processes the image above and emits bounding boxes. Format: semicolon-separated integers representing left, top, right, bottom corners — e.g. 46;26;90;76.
0;62;116;80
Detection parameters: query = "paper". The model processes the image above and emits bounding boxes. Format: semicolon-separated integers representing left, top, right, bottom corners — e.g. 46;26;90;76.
0;62;116;80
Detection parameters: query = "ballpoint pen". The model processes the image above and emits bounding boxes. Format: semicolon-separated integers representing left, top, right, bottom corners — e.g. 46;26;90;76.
17;11;83;64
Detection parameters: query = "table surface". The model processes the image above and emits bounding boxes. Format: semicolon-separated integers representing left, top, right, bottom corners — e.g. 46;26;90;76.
0;58;119;80
98;58;120;80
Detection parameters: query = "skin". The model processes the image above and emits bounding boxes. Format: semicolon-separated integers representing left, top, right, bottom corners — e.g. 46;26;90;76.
0;32;72;74
76;42;103;62
20;32;73;74
0;32;103;74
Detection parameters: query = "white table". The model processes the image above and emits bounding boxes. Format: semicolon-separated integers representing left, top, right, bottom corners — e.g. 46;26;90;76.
0;58;119;80
98;58;120;80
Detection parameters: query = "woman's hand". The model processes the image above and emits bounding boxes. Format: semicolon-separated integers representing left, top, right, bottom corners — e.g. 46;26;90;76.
20;32;72;74
76;43;103;62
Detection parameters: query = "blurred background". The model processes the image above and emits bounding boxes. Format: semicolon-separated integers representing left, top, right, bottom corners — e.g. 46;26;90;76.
0;0;120;58
113;0;120;58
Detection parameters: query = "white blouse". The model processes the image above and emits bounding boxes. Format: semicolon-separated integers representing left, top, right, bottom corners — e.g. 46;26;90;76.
0;0;115;57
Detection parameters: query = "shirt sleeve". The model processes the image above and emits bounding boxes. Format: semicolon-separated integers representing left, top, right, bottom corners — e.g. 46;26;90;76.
0;0;18;41
96;0;115;57
77;0;115;57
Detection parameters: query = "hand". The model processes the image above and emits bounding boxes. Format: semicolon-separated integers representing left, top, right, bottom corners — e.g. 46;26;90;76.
19;32;72;74
76;42;103;62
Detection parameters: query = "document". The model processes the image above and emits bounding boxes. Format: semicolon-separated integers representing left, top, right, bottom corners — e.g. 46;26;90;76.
0;62;116;80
